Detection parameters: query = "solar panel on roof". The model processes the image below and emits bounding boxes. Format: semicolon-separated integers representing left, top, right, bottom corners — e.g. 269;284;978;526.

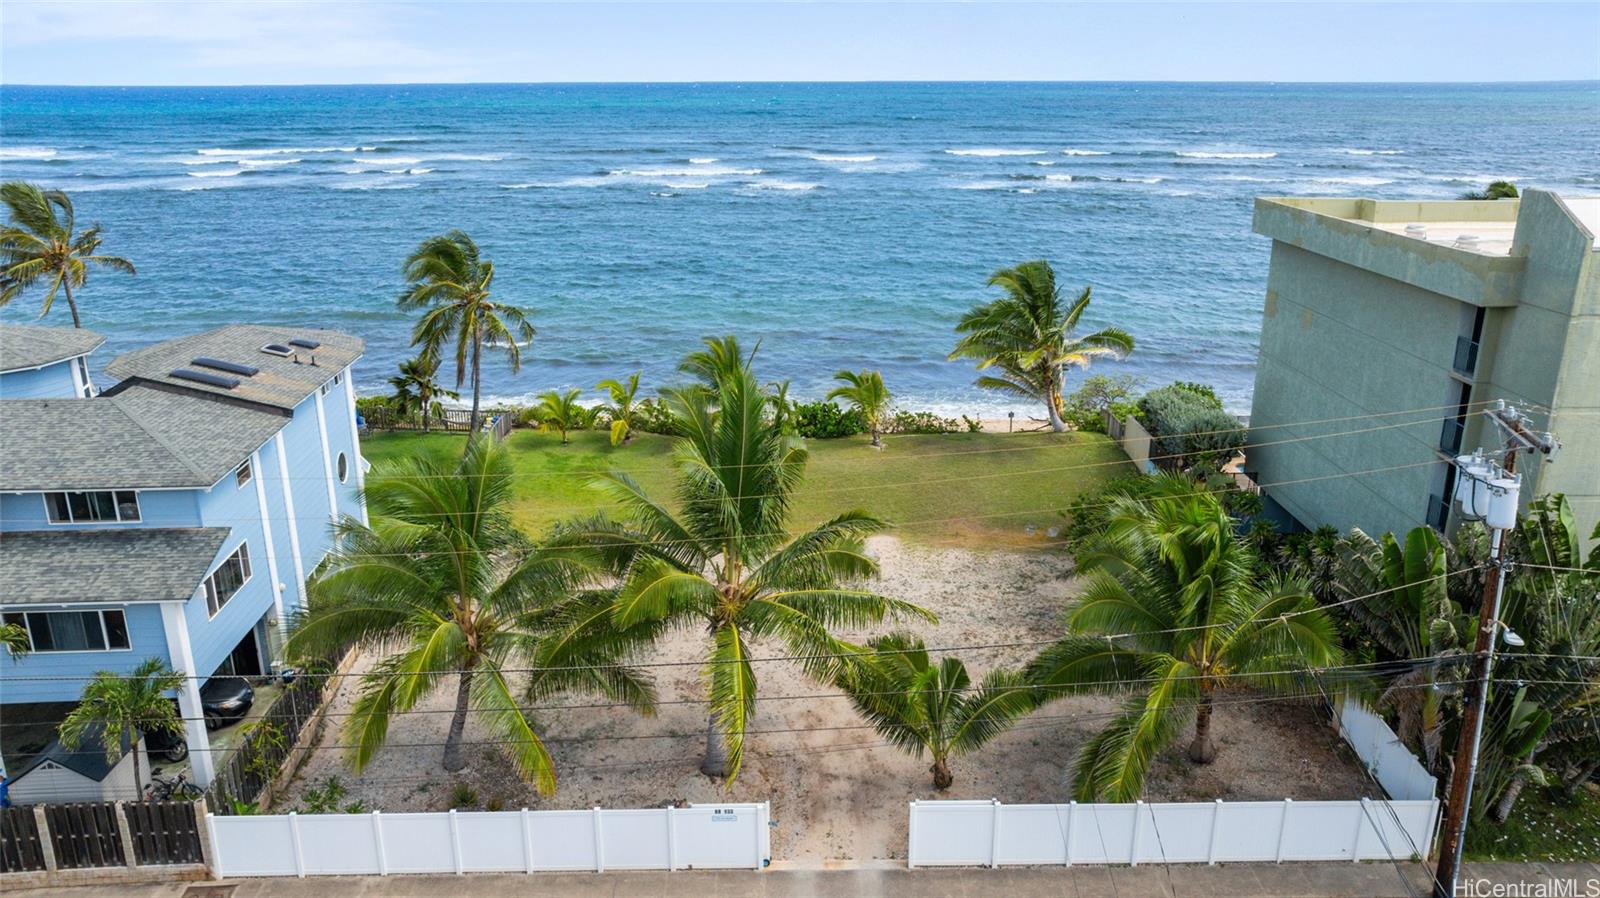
260;344;293;357
288;338;321;349
170;368;240;389
192;357;259;377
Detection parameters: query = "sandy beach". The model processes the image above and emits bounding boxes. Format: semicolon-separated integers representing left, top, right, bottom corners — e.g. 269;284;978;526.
279;537;1375;862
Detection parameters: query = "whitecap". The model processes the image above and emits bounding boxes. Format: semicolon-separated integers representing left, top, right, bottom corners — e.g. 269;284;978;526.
355;155;421;165
197;146;366;156
1308;176;1395;186
237;158;300;167
688;157;718;164
949;180;1015;191
663;182;709;189
612;166;760;177
187;168;244;178
945;148;1047;157
426;153;503;162
1044;174;1075;183
0;147;58;159
382;168;434;175
1061;149;1110;156
1031;160;1057;166
744;179;819;191
1339;148;1404;156
1176;151;1278;159
808;154;877;163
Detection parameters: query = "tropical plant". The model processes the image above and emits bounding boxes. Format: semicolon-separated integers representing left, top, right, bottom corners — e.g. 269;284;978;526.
679;334;756;387
1460;181;1519;201
399;230;535;437
841;633;1033;789
1062;373;1143;433
827;369;892;447
284;438;656;793
530;388;590;445
1025;475;1342;800
1;621;28;658
388;353;458;432
1135;383;1245;470
792;400;864;439
0;182;135;328
58;658;185;799
596;372;642;447
563;341;933;781
949;260;1133;432
767;379;797;436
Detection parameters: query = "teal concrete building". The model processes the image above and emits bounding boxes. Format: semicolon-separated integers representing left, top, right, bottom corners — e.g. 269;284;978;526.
1246;190;1598;543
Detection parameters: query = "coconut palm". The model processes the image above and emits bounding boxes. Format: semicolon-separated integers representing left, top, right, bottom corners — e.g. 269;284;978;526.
0;182;135;328
284;438;656;792
563;344;933;781
1025;474;1342;801
949;261;1133;432
1;622;28;658
828;369;892;448
596;373;642;447
59;657;185;799
531;388;589;445
841;632;1033;789
388;353;458;432
679;334;756;387
399;231;535;437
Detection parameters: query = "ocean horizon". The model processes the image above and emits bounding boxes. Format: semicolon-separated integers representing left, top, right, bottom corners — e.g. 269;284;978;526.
2;81;1596;415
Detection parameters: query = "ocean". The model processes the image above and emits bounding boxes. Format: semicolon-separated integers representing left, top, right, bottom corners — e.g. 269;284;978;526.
1;82;1595;414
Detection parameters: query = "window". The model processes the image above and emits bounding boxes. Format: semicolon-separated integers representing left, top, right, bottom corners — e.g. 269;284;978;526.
45;491;140;523
336;452;349;483
75;357;93;398
2;610;130;652
333;372;342;386
236;460;253;488
320;381;330;396
203;543;252;617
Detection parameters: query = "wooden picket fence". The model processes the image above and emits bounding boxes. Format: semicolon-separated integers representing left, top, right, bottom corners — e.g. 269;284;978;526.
0;806;46;873
205;670;335;814
0;801;203;874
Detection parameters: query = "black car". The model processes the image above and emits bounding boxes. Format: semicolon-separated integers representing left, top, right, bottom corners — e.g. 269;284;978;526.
143;677;256;762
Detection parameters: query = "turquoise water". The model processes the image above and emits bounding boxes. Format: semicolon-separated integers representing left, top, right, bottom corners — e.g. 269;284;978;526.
1;82;1596;412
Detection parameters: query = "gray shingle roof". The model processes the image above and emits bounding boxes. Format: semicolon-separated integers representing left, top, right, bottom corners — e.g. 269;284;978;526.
105;324;364;410
0;526;231;605
0;323;106;374
0;385;286;490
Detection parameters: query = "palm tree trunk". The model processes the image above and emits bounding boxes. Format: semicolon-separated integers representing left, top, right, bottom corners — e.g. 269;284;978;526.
421;389;431;433
1044;368;1068;432
871;425;882;448
1562;757;1599;797
128;726;144;800
443;666;476;773
1188;694;1217;763
701;712;730;779
467;335;483;439
1491;772;1529;823
931;756;953;791
61;277;83;329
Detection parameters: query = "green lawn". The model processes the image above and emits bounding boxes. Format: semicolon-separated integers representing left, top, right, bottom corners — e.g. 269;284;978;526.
1464;786;1600;863
359;428;1132;547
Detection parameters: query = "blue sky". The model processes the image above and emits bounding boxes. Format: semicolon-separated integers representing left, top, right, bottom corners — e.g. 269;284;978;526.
2;2;1596;85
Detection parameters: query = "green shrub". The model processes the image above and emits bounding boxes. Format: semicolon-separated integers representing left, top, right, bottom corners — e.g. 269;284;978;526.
794;401;864;439
449;782;478;809
1063;374;1143;433
633;397;679;435
1135;383;1244;470
884;410;963;435
1058;474;1167;553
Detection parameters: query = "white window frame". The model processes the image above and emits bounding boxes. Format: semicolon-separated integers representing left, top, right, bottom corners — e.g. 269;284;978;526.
43;490;142;524
1;609;131;653
75;357;93;397
203;543;253;618
236;460;253;489
336;452;349;483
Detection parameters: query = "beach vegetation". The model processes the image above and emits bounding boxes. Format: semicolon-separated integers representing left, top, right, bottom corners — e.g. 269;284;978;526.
529;388;590;445
1062;374;1144;433
793;400;864;439
0;181;135;329
596;372;643;446
1135;382;1245;470
58;657;185;800
399;230;535;438
1460;181;1519;201
388;352;458;433
828;369;892;447
949;260;1134;433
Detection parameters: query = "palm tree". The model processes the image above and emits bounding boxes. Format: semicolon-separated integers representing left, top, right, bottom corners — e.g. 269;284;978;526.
399;231;535;437
828;369;892;448
563;343;934;781
59;658;185;799
596;373;642;446
531;388;589;445
388;353;458;432
1460;181;1518;201
841;632;1032;789
679;334;757;387
285;438;656;792
1;622;28;658
0;182;135;328
1025;475;1342;801
949;261;1133;432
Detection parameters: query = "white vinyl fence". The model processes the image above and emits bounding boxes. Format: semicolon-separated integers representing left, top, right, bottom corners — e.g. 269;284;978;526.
907;798;1439;868
209;803;770;877
1338;697;1438;801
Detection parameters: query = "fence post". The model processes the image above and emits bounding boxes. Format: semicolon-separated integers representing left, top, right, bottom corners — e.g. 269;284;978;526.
752;803;764;871
666;805;677;872
1274;799;1292;864
116;801;139;869
1064;801;1075;866
1352;799;1369;862
206;812;224;879
989;799;1002;869
521;809;534;875
31;806;56;873
287;812;305;878
906;802;917;870
372;811;387;875
592;807;605;873
448;808;463;875
1130;800;1144;867
193;798;216;877
1207;799;1222;865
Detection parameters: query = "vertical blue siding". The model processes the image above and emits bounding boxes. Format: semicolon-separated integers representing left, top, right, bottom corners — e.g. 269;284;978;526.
187;469;277;679
0;359;81;400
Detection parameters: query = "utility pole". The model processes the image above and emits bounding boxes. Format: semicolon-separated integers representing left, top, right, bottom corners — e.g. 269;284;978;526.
1431;402;1560;898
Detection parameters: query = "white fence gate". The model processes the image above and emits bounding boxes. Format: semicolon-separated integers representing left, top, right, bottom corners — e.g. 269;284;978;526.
1337;697;1438;801
209;803;770;877
907;798;1439;868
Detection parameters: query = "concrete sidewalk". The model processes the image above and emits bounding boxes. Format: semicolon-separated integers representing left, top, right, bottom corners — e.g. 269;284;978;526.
8;861;1598;898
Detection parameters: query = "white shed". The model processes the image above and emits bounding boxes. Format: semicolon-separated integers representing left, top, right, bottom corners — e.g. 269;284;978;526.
6;733;149;804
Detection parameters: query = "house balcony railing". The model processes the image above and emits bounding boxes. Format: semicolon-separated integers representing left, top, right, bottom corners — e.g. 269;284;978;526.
1453;337;1480;376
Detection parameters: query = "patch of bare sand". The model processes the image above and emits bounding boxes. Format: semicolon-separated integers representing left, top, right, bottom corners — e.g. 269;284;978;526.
279;536;1374;862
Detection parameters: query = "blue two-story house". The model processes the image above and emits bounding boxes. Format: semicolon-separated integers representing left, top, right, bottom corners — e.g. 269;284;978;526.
0;323;367;789
0;322;104;399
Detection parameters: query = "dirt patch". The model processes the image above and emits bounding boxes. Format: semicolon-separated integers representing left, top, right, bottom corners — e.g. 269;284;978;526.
279;537;1377;861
